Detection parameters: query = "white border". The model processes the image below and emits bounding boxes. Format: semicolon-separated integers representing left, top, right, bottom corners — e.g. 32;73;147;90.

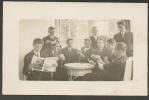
3;2;148;95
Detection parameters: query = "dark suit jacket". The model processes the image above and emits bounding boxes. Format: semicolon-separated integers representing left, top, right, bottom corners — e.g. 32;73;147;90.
80;47;94;62
114;32;133;57
23;50;44;80
42;35;59;49
100;55;127;81
41;47;61;58
90;36;100;49
61;47;79;64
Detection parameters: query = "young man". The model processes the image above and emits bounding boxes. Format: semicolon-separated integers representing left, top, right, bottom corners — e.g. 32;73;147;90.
90;38;105;64
80;38;94;62
61;38;80;64
42;26;60;50
41;43;62;80
75;42;127;81
90;26;100;49
114;20;133;57
23;38;44;80
41;43;61;58
101;38;116;64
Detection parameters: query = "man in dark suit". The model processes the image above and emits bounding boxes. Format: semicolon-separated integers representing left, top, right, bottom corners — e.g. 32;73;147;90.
80;38;94;62
23;38;44;80
53;39;80;80
41;43;62;80
42;26;60;51
75;42;127;81
61;38;80;64
114;20;133;57
41;43;61;58
90;26;100;49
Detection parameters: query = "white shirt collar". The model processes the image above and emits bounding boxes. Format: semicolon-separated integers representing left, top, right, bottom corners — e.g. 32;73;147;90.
33;50;40;57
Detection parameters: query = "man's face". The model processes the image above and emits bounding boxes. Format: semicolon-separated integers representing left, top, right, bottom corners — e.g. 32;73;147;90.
84;40;91;48
48;28;55;36
55;44;61;51
118;25;126;33
67;40;73;48
107;43;116;50
113;47;123;58
92;27;98;36
97;40;104;48
33;44;42;52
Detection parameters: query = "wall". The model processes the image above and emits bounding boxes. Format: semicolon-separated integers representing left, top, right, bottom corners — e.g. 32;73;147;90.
19;19;55;80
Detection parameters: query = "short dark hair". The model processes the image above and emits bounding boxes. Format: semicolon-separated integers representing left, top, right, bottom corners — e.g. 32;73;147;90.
48;26;55;30
33;38;43;45
107;38;116;44
66;38;73;44
116;42;127;51
97;38;104;42
117;20;126;27
84;38;91;42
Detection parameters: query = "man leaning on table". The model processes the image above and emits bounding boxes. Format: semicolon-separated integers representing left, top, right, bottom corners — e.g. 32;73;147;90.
75;42;127;81
80;38;94;62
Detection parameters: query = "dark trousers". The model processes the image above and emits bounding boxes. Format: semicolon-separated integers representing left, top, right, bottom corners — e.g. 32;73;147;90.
27;70;43;80
27;70;52;81
53;66;68;81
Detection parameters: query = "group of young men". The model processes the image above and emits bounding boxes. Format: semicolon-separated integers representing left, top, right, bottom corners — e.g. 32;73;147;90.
23;20;133;81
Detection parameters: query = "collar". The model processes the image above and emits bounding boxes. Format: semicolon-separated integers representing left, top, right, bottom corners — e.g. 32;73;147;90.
33;50;40;56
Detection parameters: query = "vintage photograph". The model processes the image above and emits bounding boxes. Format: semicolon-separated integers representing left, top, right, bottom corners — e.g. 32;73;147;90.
19;19;133;81
3;2;147;95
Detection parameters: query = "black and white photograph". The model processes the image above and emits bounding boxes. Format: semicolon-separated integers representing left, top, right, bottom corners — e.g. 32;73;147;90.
19;19;133;81
3;2;147;95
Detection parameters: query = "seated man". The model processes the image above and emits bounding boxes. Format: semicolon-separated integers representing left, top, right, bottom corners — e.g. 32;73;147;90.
101;38;116;64
61;38;80;64
41;43;61;58
23;38;44;80
41;43;63;80
80;38;94;62
90;38;105;64
75;42;127;81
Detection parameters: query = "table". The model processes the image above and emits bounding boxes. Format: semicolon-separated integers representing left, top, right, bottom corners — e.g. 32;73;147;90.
64;63;95;80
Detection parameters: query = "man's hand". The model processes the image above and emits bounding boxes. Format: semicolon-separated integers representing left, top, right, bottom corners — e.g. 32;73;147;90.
59;54;65;61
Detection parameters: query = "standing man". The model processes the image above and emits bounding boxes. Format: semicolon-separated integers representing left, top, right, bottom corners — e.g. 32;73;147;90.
90;26;100;49
42;26;60;50
23;38;44;80
114;20;133;57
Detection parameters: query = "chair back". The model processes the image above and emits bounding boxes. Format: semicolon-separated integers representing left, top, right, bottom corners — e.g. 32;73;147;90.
124;57;133;81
